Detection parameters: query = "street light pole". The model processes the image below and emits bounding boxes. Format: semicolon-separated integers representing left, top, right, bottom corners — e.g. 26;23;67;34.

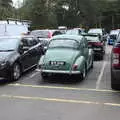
112;15;114;29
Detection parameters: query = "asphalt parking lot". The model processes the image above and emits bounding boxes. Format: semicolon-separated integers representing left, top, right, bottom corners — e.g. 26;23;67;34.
0;45;120;120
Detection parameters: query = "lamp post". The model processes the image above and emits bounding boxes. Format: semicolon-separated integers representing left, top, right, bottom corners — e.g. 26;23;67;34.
112;15;114;29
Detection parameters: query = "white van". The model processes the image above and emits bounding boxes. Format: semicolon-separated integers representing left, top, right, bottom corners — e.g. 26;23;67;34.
0;19;29;36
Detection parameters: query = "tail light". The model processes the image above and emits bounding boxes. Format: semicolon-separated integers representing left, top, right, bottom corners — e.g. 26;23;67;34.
72;64;78;70
94;42;103;46
112;47;120;68
48;32;52;38
88;42;103;46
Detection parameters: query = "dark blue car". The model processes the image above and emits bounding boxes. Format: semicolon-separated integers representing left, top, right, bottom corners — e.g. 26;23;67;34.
108;30;120;45
108;34;117;45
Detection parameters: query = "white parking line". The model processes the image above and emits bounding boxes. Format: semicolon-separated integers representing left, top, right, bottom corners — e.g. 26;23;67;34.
96;61;107;89
9;83;120;93
1;94;120;107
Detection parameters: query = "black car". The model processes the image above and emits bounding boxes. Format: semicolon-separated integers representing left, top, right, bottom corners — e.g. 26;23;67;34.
111;36;120;90
82;33;105;60
30;29;62;52
0;36;44;81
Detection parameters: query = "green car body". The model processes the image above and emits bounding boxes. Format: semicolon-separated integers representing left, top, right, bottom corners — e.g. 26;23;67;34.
38;35;93;79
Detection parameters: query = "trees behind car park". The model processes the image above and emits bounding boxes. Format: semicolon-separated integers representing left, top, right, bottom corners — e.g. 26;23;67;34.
0;0;13;19
0;0;120;31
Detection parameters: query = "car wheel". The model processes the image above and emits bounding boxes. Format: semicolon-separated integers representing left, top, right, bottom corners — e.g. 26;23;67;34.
11;63;21;81
91;56;94;68
111;71;120;90
91;60;93;68
100;54;103;60
80;64;87;80
41;72;48;81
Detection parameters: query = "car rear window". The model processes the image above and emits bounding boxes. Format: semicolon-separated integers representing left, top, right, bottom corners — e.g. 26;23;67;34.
85;36;100;42
88;29;102;35
49;39;79;49
30;30;49;38
66;29;79;35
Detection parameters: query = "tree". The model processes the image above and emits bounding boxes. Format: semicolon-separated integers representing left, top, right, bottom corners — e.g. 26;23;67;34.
0;0;13;19
18;0;58;29
16;0;120;31
55;0;98;28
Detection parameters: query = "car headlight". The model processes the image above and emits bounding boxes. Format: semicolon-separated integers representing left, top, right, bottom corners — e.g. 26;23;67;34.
0;61;8;68
1;62;6;66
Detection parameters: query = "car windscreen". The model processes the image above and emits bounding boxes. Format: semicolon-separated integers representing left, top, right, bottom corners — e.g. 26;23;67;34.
0;38;19;51
49;39;79;49
85;36;100;42
30;30;49;38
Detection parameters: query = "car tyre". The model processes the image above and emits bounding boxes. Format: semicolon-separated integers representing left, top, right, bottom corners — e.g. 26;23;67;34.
10;63;21;81
91;60;93;69
41;72;48;82
80;64;87;80
100;54;103;60
111;71;120;90
91;56;94;69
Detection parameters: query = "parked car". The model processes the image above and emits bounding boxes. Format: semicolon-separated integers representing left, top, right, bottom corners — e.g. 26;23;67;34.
111;35;120;89
30;29;53;39
0;19;29;36
0;36;44;81
82;33;105;60
30;29;54;51
107;29;120;45
58;26;67;34
88;28;107;41
38;35;94;81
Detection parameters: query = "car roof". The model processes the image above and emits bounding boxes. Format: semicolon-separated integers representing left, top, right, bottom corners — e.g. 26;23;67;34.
110;30;120;35
51;34;83;42
82;33;99;36
31;29;52;32
88;28;103;32
0;35;34;39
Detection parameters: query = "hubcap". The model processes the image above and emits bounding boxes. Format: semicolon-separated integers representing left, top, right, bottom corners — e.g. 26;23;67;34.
13;64;20;80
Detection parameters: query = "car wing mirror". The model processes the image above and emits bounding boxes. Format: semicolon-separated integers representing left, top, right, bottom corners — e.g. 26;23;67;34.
41;46;48;55
23;46;29;51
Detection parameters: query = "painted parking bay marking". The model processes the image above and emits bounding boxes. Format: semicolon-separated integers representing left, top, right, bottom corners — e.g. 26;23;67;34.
1;94;120;107
9;83;120;93
96;61;107;89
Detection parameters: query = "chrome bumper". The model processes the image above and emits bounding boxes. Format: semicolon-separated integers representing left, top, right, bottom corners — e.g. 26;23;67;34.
36;69;81;75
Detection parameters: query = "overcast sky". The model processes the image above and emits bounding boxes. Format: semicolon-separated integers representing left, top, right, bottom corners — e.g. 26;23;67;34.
12;0;23;7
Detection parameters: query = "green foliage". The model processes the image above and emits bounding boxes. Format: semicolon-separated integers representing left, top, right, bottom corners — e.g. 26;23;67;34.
18;0;58;29
0;0;13;19
0;0;120;30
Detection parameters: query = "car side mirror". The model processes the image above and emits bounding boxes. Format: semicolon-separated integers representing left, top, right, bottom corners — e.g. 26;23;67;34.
41;46;47;55
23;46;29;51
19;46;29;54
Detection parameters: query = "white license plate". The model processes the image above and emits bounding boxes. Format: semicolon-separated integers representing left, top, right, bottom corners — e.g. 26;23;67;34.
50;61;65;66
94;48;101;50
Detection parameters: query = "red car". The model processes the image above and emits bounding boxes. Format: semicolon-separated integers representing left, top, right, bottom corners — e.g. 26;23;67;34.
111;35;120;89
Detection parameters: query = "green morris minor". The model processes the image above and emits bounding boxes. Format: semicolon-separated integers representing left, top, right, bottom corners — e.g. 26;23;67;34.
38;35;93;81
